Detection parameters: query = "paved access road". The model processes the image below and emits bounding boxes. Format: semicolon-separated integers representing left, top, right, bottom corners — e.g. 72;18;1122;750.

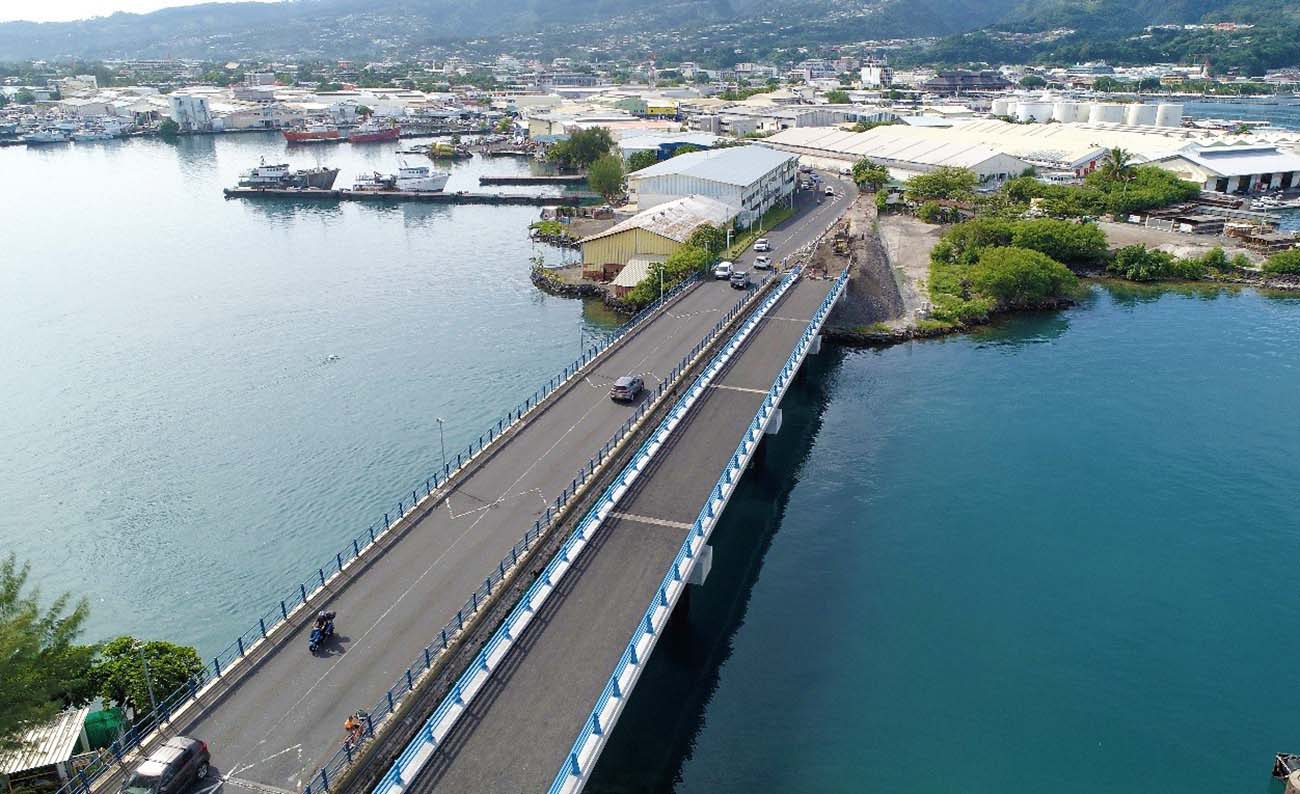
404;276;836;794
187;177;854;794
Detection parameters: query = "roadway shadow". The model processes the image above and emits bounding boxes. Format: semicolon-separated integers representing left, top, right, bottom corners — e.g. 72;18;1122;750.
319;633;350;657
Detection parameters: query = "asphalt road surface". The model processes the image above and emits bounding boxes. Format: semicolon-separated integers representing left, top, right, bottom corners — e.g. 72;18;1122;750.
403;276;836;793
183;176;855;794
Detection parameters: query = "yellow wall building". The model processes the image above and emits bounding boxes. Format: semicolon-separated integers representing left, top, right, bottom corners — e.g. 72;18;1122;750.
580;195;737;280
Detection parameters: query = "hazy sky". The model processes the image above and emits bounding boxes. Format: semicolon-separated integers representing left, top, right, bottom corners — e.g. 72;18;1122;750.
0;0;279;23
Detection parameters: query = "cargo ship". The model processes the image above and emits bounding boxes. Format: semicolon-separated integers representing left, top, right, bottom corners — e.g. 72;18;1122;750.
283;121;342;144
238;159;341;189
347;118;400;143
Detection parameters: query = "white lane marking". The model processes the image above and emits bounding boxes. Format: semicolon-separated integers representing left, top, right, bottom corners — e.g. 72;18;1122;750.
222;777;295;794
192;782;224;794
710;384;770;395
765;315;812;324
228;745;303;777
608;511;694;530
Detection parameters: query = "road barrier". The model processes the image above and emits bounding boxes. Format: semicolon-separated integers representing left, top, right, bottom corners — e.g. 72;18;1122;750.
57;272;704;794
549;263;851;794
370;266;808;794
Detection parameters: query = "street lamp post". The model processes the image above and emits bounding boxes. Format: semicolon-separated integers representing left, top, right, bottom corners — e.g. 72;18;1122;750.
435;417;447;474
137;642;158;716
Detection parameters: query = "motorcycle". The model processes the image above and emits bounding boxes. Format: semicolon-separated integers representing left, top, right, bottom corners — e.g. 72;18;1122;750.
308;611;336;654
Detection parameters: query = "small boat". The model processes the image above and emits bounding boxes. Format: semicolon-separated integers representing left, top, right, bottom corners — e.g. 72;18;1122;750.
22;129;71;144
238;158;340;189
347;118;400;143
72;128;115;141
284;121;342;144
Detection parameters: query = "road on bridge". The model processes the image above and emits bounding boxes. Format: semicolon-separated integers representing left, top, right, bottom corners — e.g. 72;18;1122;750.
397;267;841;794
184;174;856;794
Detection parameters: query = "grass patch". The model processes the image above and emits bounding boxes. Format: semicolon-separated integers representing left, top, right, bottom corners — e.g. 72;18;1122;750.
725;204;797;260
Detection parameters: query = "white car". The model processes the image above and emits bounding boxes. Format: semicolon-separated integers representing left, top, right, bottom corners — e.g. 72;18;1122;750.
753;255;772;270
713;261;733;279
824;186;835;196
753;238;771;252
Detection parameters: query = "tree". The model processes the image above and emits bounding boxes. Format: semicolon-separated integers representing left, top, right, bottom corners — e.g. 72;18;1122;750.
14;88;35;105
1105;245;1206;281
93;637;204;717
626;149;658;172
905;167;978;203
1019;75;1047;88
686;224;728;254
1098;147;1135;186
1010;218;1108;266
158;118;180;140
669;144;701;158
548;127;615;170
851;158;890;191
494;116;514;134
0;555;96;750
587;153;624;203
851;118;899;132
0;92;6;109
355;105;373;117
970;246;1078;308
824;89;850;104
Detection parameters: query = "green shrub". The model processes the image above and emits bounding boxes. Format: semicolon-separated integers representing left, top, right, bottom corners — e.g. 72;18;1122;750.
1262;248;1300;275
917;201;945;224
1106;244;1206;281
969;246;1078;309
931;217;1015;264
1192;246;1231;273
1009;218;1108;267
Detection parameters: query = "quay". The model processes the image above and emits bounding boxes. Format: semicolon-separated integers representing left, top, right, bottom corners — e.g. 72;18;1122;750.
478;174;588;186
222;187;592;206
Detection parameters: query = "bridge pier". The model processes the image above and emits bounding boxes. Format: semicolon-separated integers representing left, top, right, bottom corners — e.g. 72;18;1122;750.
764;407;783;436
808;333;822;356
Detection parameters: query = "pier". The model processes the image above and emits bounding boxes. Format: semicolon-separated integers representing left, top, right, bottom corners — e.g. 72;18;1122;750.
478;174;589;186
222;187;593;206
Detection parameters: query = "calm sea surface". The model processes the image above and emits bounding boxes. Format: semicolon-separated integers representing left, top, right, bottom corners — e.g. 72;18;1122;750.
4;135;1300;793
590;285;1300;794
0;131;616;652
1183;97;1300;131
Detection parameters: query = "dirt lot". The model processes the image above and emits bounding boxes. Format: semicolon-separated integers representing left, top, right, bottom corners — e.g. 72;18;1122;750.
878;213;943;327
1099;220;1261;263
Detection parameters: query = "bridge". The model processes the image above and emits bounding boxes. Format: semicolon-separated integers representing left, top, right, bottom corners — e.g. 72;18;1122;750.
370;256;848;793
65;178;854;794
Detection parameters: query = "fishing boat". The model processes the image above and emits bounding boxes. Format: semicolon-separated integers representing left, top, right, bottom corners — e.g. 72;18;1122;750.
22;129;71;144
347;117;400;143
238;158;340;189
353;160;450;192
283;121;342;144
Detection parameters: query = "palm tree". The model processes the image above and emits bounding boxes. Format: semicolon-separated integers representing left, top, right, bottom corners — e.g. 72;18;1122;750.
1099;147;1135;184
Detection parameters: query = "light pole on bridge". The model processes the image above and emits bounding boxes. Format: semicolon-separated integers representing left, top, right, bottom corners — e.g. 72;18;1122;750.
435;417;447;474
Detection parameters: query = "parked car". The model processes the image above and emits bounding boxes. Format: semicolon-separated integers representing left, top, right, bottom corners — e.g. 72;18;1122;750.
753;238;771;252
609;375;645;402
753;255;772;270
824;186;835;196
121;737;211;794
729;270;750;289
800;181;811;190
713;261;733;279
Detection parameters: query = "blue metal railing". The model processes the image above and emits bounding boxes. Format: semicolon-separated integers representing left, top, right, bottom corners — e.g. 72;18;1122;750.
370;264;808;794
548;264;851;794
58;271;706;794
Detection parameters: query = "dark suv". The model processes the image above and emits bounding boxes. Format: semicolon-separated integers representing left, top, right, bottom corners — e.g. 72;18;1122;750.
121;737;211;794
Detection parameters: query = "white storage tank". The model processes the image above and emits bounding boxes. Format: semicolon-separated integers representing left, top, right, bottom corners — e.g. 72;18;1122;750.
1052;101;1079;123
1127;103;1158;126
1074;104;1093;123
1155;103;1184;127
1017;100;1052;123
991;97;1011;116
1089;103;1126;124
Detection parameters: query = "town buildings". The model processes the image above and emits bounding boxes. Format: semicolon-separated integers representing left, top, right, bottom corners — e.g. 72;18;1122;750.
626;145;799;226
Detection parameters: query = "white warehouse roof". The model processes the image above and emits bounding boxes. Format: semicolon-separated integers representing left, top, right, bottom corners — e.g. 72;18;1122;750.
1151;143;1300;177
628;145;797;188
766;126;1026;172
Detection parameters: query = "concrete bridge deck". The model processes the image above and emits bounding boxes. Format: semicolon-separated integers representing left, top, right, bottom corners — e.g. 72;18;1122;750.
169;180;855;794
397;275;837;794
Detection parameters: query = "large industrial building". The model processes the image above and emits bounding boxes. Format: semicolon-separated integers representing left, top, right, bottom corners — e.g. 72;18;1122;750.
579;195;737;285
764;126;1031;184
1149;143;1300;193
626;145;799;225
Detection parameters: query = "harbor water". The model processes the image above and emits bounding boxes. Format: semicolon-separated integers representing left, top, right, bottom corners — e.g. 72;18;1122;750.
589;285;1300;794
3;135;1300;792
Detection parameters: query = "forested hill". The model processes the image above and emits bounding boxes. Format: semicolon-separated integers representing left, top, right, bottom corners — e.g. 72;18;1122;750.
901;0;1300;73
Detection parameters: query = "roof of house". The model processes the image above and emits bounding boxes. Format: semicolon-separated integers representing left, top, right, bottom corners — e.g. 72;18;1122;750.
627;145;796;187
0;708;89;776
1152;143;1300;177
579;195;738;246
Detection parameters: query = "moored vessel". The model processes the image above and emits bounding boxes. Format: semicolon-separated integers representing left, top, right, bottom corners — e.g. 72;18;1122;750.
347;118;401;143
352;160;450;193
22;129;71;144
238;158;341;189
283;121;342;144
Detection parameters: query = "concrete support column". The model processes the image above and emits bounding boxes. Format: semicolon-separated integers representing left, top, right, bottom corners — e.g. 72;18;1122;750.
686;544;713;586
1227;176;1241;193
764;407;783;436
808;334;822;355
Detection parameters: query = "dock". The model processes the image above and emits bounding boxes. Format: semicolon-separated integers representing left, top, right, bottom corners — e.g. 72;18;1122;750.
222;187;592;206
478;175;588;186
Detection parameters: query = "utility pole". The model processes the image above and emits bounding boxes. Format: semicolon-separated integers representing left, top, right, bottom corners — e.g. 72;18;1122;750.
138;642;158;716
435;417;447;473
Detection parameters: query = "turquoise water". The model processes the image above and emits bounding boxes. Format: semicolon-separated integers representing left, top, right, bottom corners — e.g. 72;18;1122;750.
0;132;617;653
591;284;1300;793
